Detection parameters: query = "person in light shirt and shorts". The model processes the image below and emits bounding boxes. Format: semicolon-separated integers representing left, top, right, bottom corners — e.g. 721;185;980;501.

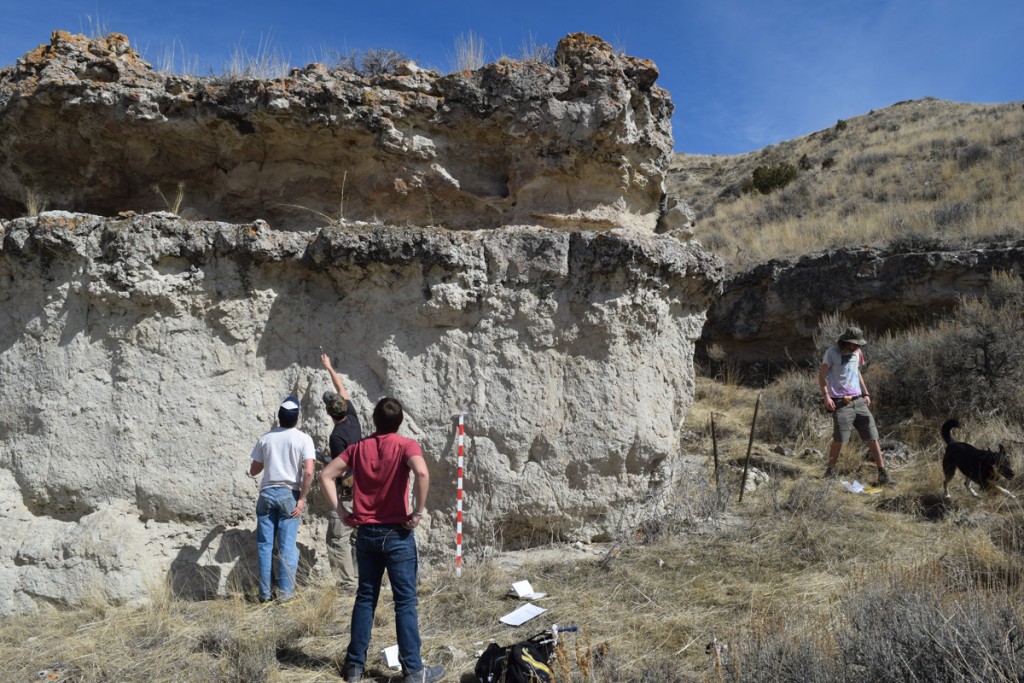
818;326;892;486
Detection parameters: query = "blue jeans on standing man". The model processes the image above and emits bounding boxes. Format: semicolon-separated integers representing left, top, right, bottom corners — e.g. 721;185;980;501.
345;524;423;674
255;486;301;601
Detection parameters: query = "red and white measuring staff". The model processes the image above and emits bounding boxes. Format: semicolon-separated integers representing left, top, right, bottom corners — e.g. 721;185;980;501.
455;413;466;577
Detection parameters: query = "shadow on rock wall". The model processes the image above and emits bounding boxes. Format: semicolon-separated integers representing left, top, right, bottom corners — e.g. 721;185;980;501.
168;524;319;601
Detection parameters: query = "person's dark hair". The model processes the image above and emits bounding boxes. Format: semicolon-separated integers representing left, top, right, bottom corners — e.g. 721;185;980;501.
372;397;404;433
278;407;299;429
278;395;300;429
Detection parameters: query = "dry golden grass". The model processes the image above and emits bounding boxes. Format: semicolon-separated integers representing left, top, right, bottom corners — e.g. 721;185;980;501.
5;371;1024;681
670;98;1024;272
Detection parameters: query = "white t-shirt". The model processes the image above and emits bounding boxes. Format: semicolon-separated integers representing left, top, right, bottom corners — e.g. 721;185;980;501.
250;427;315;491
821;346;864;398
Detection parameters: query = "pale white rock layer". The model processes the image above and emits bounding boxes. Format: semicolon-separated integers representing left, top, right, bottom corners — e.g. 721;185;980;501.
0;213;722;613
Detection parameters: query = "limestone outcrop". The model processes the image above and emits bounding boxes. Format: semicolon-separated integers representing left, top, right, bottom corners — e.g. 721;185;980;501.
701;240;1024;363
0;31;673;232
0;213;722;613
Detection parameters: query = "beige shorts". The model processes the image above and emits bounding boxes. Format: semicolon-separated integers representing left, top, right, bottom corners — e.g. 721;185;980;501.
832;397;879;443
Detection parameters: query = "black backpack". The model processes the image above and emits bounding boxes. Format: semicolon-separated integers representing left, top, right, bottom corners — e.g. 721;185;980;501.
475;631;556;683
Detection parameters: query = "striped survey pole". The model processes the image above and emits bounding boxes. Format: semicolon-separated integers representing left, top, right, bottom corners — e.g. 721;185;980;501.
455;413;466;577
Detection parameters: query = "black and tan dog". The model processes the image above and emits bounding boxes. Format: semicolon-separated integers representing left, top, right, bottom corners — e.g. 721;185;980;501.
941;418;1015;498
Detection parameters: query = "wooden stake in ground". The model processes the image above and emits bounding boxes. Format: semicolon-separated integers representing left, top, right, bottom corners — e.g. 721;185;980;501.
711;412;720;495
738;392;761;503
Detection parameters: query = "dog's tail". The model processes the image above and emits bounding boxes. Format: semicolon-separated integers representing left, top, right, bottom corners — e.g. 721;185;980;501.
941;418;961;445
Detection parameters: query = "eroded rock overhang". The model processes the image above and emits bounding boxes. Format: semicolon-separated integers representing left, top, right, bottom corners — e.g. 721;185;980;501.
0;31;674;232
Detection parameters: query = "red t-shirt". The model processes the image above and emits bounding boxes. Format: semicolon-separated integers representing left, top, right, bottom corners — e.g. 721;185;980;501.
341;432;423;525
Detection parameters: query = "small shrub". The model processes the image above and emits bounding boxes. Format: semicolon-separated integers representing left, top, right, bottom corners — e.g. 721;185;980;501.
847;151;891;176
838;199;861;219
798;153;812;171
841;583;1024;682
760;369;821;442
820;156;835;169
932;201;975;231
926;137;958;161
834;119;848;132
222;633;274;682
727;580;1024;682
517;33;554;65
958;141;991;169
812;311;855;358
887;232;950;253
750;162;798;195
754;199;798;226
330;48;409;77
873;272;1024;421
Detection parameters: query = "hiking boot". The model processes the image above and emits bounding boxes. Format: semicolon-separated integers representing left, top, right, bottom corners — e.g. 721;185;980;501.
343;664;363;682
824;465;837;479
877;468;894;486
403;665;445;683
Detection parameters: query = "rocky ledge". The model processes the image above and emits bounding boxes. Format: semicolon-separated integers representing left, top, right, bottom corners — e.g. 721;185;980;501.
0;31;676;232
701;239;1024;363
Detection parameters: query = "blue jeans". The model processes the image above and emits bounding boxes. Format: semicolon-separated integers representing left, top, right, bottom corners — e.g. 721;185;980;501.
255;487;301;601
345;524;422;674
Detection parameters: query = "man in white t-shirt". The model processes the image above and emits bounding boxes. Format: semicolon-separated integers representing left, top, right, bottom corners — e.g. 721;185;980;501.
818;327;891;486
248;395;316;603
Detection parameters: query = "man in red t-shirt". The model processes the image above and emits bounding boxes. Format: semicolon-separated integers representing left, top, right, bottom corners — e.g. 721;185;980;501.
319;397;445;683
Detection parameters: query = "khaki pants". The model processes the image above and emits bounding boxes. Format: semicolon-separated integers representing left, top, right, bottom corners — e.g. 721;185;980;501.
326;496;357;589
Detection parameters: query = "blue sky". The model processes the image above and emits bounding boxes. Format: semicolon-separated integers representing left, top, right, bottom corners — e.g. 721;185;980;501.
1;0;1021;154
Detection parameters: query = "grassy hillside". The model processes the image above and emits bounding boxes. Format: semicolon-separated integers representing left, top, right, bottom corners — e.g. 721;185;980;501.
668;98;1024;272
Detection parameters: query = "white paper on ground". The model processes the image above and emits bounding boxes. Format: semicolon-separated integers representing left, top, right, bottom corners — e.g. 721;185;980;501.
840;480;865;494
382;644;401;669
509;580;547;599
500;602;548;626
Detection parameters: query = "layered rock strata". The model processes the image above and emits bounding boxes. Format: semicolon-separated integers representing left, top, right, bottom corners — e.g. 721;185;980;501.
0;31;674;232
701;241;1024;363
0;213;722;613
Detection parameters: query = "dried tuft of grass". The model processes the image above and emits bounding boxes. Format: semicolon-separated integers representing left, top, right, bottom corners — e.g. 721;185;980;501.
152;181;186;215
24;188;48;216
449;30;486;72
220;32;291;81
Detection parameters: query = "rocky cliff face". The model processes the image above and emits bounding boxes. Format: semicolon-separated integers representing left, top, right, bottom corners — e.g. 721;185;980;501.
0;213;722;613
0;31;674;232
701;240;1024;363
0;31;719;615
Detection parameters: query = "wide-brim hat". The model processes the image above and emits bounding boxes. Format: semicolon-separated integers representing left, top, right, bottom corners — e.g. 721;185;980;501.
838;326;867;346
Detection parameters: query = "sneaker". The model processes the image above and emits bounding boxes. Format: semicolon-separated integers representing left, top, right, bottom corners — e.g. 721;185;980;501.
276;594;299;606
877;468;894;486
343;664;363;682
824;465;837;479
403;665;445;683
